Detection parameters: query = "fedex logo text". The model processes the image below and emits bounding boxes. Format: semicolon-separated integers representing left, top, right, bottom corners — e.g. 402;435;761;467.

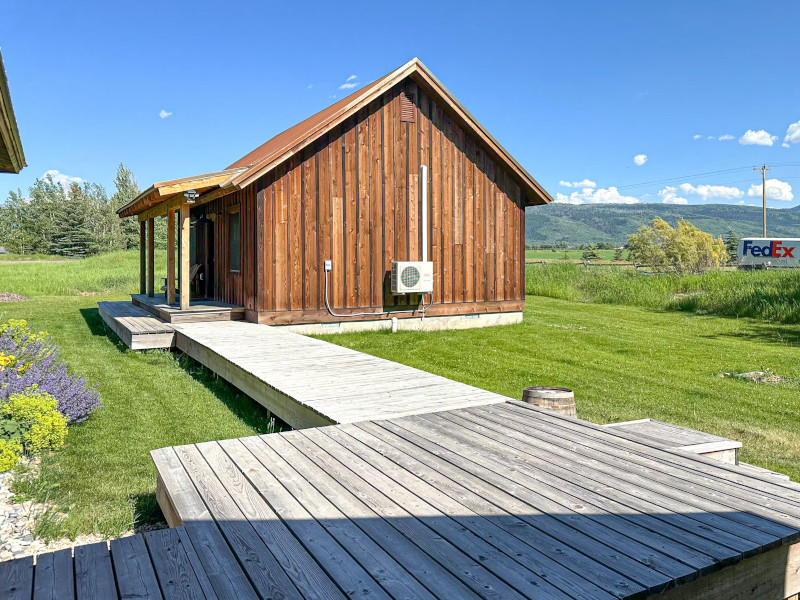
741;240;795;258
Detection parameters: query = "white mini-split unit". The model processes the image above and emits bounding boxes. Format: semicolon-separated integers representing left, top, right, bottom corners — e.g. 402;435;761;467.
391;261;434;294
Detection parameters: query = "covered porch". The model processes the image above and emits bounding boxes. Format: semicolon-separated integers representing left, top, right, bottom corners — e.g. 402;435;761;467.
118;167;246;312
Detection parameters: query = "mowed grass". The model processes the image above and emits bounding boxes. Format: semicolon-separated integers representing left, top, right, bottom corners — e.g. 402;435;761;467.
322;295;800;479
527;262;800;323
0;255;276;538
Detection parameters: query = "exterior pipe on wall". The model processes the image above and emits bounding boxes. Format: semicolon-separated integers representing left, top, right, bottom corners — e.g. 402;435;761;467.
421;164;428;262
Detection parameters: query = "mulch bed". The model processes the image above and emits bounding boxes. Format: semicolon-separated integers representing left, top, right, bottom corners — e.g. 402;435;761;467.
0;292;27;302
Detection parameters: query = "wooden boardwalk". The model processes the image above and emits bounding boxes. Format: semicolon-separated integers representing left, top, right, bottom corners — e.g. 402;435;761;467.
145;402;800;600
131;294;245;323
172;320;512;427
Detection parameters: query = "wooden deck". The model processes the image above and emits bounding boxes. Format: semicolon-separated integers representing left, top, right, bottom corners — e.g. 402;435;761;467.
603;418;742;464
98;301;175;350
172;320;511;428
131;293;245;323
0;527;220;600
145;401;800;600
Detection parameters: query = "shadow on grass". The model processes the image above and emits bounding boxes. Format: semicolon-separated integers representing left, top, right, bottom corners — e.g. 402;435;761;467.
79;306;132;354
133;492;166;531
697;324;800;347
173;351;287;435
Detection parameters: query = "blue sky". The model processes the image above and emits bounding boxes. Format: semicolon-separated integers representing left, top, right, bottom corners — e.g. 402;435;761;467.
1;0;798;208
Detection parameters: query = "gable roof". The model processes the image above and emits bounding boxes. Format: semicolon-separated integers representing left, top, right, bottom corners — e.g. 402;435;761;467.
120;58;551;217
0;48;26;174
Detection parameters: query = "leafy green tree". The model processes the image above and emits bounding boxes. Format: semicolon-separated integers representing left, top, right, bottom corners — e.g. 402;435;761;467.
628;217;728;273
613;247;624;261
111;164;141;250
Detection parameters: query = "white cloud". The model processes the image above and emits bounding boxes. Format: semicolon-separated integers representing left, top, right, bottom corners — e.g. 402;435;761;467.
658;186;689;205
678;182;744;200
633;154;647;166
693;134;702;140
555;186;639;205
739;129;777;146
42;169;83;190
707;135;716;140
747;178;794;202
558;179;597;188
307;83;313;90
784;119;800;146
159;109;172;119
339;74;360;90
718;134;734;141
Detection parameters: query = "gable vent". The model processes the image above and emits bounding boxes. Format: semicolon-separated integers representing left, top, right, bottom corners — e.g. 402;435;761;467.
399;92;416;122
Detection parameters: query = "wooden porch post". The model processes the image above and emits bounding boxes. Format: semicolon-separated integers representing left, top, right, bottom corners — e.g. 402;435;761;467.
167;209;176;304
147;218;155;297
180;203;190;311
139;220;146;294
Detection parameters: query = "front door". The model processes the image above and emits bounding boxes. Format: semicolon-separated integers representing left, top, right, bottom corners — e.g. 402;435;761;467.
190;216;214;298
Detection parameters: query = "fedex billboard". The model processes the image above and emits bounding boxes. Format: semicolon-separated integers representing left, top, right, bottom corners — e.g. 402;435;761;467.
738;238;800;268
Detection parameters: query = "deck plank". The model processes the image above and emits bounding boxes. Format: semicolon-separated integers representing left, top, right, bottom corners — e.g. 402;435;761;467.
144;527;214;600
110;535;163;600
33;549;74;600
0;554;33;600
75;542;118;600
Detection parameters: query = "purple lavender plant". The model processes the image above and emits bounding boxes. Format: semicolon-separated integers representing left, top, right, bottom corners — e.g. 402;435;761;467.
0;323;102;423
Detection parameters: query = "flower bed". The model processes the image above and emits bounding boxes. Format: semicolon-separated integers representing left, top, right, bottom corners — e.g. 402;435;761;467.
0;319;102;470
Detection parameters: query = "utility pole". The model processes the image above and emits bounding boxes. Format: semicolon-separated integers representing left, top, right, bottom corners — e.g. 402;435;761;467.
754;164;770;237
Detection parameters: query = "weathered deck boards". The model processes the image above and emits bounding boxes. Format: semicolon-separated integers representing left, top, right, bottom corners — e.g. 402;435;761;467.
172;320;511;427
0;526;229;600
603;418;742;464
146;401;800;600
98;301;175;350
131;293;245;323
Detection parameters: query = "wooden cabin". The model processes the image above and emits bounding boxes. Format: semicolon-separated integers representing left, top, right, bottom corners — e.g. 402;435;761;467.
117;58;552;332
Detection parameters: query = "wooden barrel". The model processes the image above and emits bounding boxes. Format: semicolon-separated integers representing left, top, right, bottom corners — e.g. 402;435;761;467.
521;386;576;417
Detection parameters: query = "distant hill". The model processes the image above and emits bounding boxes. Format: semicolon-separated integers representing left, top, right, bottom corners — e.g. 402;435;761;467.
525;203;800;246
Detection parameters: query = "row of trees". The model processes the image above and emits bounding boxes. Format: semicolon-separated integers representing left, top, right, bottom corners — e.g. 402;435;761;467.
0;165;165;257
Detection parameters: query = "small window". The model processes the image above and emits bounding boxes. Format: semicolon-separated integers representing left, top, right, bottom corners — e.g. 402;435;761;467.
228;209;241;272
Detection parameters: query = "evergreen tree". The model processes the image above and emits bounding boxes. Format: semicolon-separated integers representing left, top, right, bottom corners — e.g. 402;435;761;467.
111;164;141;250
49;184;94;257
582;244;601;261
725;229;739;258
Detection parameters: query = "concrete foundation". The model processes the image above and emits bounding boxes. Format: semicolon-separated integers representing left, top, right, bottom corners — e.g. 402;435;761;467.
279;311;524;335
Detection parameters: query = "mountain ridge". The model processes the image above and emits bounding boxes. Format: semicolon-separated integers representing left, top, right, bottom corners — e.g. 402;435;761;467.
525;203;800;246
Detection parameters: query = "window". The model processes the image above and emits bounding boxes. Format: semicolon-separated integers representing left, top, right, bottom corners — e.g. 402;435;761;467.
228;209;241;272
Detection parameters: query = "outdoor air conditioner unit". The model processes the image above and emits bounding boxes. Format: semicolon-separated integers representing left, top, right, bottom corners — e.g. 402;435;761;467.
391;261;434;294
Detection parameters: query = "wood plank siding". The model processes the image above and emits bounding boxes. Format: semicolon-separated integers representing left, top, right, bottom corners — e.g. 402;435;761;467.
197;80;526;324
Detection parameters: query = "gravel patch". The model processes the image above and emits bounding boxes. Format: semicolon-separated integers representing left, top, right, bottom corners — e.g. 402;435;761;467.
0;292;27;302
0;460;165;561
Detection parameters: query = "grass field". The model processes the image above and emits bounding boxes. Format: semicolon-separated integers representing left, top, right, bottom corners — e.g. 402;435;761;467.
0;253;276;539
1;252;800;539
0;253;71;262
526;262;800;323
525;249;618;261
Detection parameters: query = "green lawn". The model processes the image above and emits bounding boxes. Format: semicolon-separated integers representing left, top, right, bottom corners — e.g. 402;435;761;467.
526;249;618;261
0;253;277;538
321;295;800;480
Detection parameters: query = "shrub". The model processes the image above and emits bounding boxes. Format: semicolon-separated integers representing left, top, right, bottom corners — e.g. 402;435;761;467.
1;389;68;454
0;439;22;472
627;218;728;274
0;321;101;422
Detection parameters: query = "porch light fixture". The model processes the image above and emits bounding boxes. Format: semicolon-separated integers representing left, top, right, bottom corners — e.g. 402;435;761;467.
184;189;199;203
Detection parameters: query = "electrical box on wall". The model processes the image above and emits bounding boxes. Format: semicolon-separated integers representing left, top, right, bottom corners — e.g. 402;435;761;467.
391;261;434;294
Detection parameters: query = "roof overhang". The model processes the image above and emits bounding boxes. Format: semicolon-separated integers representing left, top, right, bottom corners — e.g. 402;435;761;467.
0;49;26;174
117;168;246;219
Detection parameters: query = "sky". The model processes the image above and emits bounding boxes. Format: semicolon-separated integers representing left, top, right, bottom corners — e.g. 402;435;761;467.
1;0;798;208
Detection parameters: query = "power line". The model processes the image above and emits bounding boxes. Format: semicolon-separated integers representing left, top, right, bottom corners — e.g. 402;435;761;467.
616;166;754;190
